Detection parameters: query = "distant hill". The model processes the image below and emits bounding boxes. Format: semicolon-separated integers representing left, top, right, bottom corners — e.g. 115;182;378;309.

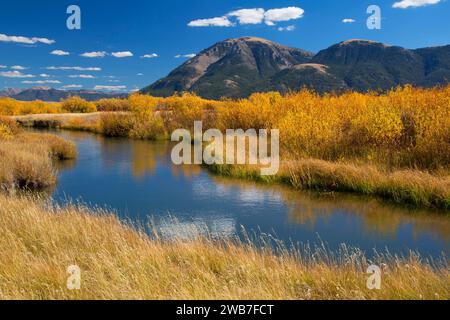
0;87;127;102
141;37;450;99
0;88;24;97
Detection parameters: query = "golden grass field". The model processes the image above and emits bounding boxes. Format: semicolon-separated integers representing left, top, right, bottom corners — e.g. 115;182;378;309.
0;193;448;300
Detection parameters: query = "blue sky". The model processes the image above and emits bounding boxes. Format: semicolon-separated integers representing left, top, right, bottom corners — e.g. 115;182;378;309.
0;0;449;92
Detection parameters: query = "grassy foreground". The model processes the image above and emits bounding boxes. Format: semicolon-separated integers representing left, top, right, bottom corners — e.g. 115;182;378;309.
0;194;448;300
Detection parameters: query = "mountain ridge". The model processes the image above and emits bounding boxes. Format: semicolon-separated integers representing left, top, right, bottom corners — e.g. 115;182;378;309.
142;37;450;99
0;87;127;102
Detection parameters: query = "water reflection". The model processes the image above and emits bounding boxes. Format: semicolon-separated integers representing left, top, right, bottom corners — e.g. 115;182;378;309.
213;177;450;244
47;130;449;258
156;216;236;240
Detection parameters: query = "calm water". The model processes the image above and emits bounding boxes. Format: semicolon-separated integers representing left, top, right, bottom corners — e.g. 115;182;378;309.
47;130;449;258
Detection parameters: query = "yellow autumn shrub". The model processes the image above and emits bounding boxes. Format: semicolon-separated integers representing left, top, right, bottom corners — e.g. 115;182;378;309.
61;96;97;113
1;85;448;170
0;98;63;115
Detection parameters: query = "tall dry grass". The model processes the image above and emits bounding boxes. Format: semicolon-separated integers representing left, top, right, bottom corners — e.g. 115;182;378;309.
0;194;448;300
0;117;76;190
288;160;450;210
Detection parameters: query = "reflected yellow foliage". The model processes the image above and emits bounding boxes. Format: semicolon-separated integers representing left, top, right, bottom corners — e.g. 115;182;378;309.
130;141;169;179
210;175;450;243
171;164;202;180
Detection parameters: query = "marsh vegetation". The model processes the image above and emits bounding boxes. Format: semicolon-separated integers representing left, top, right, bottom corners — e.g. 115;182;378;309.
3;86;448;209
0;86;449;300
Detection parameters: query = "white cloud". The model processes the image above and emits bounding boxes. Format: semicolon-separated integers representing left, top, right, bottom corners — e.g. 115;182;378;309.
137;73;144;76
94;85;126;91
80;51;107;58
175;53;197;59
62;84;83;89
188;6;304;28
278;25;296;32
111;51;134;58
188;16;234;27
69;74;96;79
0;65;6;69
11;65;26;70
264;7;304;25
51;50;70;56
228;8;265;24
342;18;356;23
393;0;441;8
0;71;34;78
40;74;51;78
141;53;159;58
47;66;102;71
0;33;55;45
22;80;61;84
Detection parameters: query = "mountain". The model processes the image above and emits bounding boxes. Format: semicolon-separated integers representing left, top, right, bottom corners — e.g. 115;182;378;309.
268;63;348;93
142;37;313;99
0;87;127;102
311;39;426;91
141;37;450;99
415;45;450;87
0;88;24;97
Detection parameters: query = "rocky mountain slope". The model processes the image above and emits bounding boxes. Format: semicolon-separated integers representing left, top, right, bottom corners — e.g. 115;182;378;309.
143;37;313;99
142;37;450;99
